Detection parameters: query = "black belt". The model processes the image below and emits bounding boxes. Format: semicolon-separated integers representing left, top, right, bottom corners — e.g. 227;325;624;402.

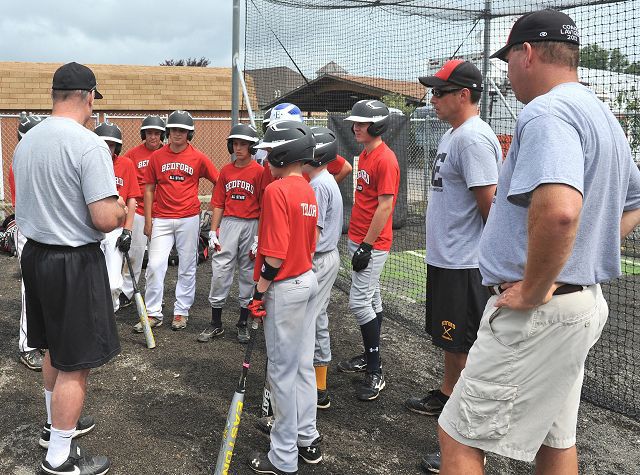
487;284;585;296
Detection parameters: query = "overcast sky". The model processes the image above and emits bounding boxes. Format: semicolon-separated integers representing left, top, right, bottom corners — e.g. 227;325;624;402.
0;1;237;67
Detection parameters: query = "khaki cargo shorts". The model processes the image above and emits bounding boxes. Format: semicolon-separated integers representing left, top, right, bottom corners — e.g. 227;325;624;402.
438;284;607;462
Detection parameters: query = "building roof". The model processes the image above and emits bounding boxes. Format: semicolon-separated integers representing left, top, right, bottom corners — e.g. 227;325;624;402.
244;66;306;109
0;62;257;112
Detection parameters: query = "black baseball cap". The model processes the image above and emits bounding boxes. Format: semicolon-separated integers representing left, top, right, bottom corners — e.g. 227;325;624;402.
418;60;483;92
491;10;580;62
52;62;103;99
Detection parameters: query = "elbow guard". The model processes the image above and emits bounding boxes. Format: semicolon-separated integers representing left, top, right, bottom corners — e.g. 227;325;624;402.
260;261;280;281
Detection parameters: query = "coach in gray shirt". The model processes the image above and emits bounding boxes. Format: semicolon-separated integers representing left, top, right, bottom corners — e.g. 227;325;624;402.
14;62;127;475
437;11;640;474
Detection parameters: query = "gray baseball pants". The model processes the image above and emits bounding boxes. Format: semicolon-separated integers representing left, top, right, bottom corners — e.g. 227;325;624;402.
348;239;387;325
312;248;340;366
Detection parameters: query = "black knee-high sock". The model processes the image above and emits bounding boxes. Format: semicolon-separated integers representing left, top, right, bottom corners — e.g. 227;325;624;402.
376;312;383;331
359;319;380;374
237;307;249;327
211;307;222;328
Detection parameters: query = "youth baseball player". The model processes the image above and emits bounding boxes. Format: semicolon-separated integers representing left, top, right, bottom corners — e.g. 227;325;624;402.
119;115;166;309
438;10;640;474
338;99;400;402
198;124;263;344
247;120;320;474
409;59;501;473
139;110;219;331
95;122;141;313
10;113;45;371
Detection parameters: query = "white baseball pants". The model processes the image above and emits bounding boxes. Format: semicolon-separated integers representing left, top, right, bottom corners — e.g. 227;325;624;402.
100;227;124;313
16;227;35;352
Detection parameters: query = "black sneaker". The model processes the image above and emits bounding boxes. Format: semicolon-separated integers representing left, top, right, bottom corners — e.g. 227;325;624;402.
298;436;322;464
39;415;96;449
356;372;386;401
255;415;274;436
421;451;441;473
236;324;250;344
317;389;331;410
405;389;449;416
41;440;110;475
19;349;43;371
196;325;224;342
248;451;297;474
337;353;366;373
118;293;132;310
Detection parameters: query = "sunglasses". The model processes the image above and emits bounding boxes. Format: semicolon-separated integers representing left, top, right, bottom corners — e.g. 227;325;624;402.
431;88;462;98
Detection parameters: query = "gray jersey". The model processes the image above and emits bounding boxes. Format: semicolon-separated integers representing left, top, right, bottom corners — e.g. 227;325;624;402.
14;116;117;246
479;82;640;285
310;169;343;253
426;115;500;268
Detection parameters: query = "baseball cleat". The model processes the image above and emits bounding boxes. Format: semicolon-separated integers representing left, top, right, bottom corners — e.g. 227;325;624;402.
298;436;323;464
133;316;162;333
405;389;448;416
317;389;331;410
19;349;43;371
356;372;385;401
171;315;188;330
248;451;297;474
197;325;224;342
337;353;367;373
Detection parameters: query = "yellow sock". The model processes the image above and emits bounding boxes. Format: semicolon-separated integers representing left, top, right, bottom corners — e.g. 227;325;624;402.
315;365;328;391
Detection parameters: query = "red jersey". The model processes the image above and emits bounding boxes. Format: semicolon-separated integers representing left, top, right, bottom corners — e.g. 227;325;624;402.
9;165;15;207
113;155;141;202
259;161;276;202
348;142;399;251
302;154;347;182
254;176;317;282
211;160;263;219
145;144;219;219
124;143;157;215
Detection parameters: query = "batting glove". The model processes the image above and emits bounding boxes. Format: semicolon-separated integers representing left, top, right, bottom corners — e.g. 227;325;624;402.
116;229;132;253
247;286;266;320
352;242;373;272
249;236;258;261
209;230;221;253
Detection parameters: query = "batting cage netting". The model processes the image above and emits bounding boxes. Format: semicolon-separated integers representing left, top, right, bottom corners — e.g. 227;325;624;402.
243;0;640;420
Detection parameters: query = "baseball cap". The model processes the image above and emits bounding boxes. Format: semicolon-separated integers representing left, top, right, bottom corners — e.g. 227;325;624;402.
418;60;483;91
52;62;103;99
491;10;580;62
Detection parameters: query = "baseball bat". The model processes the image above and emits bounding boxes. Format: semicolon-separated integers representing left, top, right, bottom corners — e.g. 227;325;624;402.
124;251;156;349
261;358;273;418
214;319;260;475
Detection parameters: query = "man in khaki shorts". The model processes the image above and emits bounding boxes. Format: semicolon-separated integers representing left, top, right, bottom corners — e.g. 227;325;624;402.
438;10;640;474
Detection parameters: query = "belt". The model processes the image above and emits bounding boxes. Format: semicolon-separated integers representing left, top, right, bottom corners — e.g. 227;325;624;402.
487;284;585;296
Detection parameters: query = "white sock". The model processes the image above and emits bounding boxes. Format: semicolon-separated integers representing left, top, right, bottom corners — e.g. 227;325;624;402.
44;389;53;425
45;427;75;468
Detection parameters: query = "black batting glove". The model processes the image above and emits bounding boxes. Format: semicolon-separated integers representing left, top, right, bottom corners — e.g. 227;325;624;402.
116;229;132;253
352;242;373;272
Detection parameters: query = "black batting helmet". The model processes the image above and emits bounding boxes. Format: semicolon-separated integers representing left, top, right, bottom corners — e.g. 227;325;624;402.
166;110;195;141
17;113;44;141
255;121;316;168
344;99;390;137
95;122;123;156
140;115;166;141
227;124;259;155
309;127;337;167
262;108;272;133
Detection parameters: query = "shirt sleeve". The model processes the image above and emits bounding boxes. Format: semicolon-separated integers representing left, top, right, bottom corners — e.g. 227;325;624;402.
327;155;346;176
211;168;227;209
314;183;329;230
258;186;289;260
458;140;499;189
126;160;142;199
81;144;118;205
376;155;399;196
625;160;640;211
508;114;584;207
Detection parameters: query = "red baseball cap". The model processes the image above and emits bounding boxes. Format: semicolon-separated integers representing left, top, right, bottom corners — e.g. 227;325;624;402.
418;60;483;92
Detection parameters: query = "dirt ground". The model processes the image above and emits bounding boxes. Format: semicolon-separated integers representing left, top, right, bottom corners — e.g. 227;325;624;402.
1;253;640;475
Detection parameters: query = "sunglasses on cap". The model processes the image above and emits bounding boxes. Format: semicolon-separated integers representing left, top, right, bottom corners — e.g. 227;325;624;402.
431;88;463;98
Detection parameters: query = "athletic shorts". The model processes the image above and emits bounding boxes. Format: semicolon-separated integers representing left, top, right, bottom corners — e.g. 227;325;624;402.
438;285;607;462
22;239;121;371
425;265;489;353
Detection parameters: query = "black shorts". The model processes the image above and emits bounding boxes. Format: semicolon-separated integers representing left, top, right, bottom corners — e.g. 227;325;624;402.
425;264;489;353
22;240;121;371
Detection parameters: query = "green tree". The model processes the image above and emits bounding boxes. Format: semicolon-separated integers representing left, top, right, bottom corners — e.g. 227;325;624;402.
615;87;640;153
160;57;210;67
625;62;640;75
609;48;630;73
380;92;413;115
579;44;610;70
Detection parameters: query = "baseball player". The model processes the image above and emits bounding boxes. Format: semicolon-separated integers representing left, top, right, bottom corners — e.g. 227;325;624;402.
247;121;320;474
409;59;500;473
438;10;640;474
139;110;219;331
198;124;263;344
95;122;141;313
338;99;400;402
119;115;166;309
10;113;45;371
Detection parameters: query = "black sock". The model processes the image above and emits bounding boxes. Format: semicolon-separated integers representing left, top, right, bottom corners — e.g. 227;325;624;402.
359;319;380;373
376;312;383;331
237;307;248;327
211;307;222;328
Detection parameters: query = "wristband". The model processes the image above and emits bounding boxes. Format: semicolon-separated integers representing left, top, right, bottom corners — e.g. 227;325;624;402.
253;285;264;301
260;261;280;281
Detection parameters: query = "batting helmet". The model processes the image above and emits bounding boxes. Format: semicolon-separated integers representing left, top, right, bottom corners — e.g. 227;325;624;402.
227;124;259;155
309;127;337;167
17;113;44;141
94;122;123;156
262;108;273;133
140;115;166;141
344;99;390;137
255;120;316;168
166;110;195;141
269;103;303;127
